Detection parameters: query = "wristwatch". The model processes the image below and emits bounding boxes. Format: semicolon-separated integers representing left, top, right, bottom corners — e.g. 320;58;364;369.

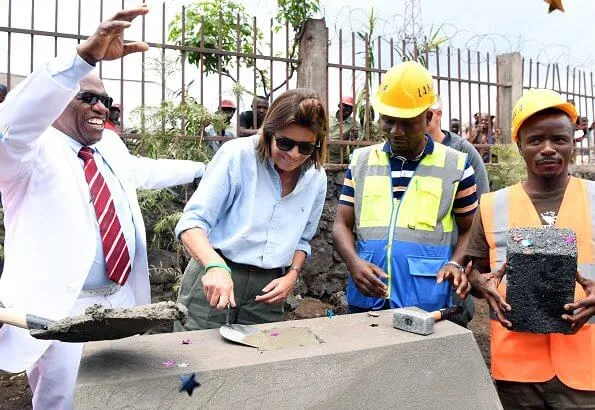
446;260;464;271
287;266;301;285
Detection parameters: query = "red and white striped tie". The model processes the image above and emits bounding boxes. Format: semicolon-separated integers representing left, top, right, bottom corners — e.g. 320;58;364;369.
79;147;131;285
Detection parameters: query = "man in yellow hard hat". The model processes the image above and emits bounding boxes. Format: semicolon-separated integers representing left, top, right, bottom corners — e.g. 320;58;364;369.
467;88;595;408
333;61;478;314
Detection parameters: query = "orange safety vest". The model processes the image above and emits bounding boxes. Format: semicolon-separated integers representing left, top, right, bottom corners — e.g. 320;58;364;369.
481;177;595;391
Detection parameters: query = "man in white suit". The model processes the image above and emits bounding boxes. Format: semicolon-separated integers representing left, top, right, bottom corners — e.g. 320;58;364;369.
0;6;205;409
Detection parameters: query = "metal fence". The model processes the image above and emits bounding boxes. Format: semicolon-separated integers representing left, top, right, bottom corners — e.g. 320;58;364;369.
1;0;593;165
0;0;300;138
326;31;504;166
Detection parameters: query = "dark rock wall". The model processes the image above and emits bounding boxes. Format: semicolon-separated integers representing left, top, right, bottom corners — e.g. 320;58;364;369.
142;167;594;303
295;170;347;299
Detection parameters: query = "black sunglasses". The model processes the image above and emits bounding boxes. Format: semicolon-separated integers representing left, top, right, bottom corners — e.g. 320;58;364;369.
274;135;319;155
75;91;113;109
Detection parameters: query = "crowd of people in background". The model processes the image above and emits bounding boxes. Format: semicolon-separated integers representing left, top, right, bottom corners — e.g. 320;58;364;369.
4;77;589;165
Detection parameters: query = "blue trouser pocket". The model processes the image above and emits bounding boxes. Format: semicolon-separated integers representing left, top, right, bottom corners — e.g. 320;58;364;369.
405;255;450;312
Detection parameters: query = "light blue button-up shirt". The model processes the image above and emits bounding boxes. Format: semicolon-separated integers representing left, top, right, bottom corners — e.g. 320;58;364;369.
176;135;327;268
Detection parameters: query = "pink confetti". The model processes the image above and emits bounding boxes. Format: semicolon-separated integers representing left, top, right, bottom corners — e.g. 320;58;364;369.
182;339;192;345
268;330;280;337
564;235;576;244
162;361;176;368
512;234;524;242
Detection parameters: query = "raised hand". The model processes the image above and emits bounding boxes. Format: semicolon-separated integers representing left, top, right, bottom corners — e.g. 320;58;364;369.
77;5;149;65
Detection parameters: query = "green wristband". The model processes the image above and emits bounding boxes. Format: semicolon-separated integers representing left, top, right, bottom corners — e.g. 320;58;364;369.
204;262;232;276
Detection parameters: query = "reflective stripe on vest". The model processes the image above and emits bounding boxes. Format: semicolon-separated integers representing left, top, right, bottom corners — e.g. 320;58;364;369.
481;177;595;390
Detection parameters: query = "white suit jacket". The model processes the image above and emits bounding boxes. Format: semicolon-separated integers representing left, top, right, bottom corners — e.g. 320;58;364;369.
0;63;201;372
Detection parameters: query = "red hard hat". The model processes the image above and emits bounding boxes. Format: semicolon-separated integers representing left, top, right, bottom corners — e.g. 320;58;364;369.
340;96;354;106
221;99;236;109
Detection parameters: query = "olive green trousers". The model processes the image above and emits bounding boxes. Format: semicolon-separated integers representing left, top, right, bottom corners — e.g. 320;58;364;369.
174;257;285;331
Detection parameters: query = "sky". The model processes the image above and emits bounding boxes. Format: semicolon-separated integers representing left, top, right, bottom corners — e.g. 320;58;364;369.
323;0;595;69
1;0;594;129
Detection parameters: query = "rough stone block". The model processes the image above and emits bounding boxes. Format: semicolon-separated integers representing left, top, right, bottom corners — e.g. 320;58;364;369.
393;307;435;335
505;227;577;334
75;311;501;409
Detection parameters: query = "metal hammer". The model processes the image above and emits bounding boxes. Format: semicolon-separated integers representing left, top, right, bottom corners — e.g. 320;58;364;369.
393;306;464;335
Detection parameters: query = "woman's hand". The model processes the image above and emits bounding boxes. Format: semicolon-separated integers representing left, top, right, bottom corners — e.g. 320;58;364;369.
201;268;236;310
255;272;298;305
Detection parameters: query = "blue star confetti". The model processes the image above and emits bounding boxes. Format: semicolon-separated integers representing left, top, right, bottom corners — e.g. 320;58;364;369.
179;373;201;396
326;309;335;319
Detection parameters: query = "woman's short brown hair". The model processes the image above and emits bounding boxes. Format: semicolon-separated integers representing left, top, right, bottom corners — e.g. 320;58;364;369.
256;88;327;169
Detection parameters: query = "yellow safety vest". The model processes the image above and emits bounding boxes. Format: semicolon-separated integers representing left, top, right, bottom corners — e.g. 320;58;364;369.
346;141;467;310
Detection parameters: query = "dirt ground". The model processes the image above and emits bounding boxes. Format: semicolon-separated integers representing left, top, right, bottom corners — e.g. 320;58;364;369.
0;298;491;409
0;372;30;409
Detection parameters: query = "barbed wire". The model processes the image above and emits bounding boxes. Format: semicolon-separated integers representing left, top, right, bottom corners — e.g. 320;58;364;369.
324;5;594;72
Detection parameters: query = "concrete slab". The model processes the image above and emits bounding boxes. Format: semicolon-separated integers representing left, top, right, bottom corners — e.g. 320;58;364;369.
75;310;502;409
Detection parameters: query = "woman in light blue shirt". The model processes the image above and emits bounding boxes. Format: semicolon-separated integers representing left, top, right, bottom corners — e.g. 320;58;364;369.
175;88;328;330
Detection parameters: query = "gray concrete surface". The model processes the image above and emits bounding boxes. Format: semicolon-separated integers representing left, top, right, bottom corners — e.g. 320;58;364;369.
75;310;502;410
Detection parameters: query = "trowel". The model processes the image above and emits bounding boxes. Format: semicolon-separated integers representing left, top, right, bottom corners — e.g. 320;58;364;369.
0;301;187;343
218;304;262;347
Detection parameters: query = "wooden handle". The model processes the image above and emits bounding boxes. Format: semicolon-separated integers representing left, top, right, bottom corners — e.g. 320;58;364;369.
0;308;30;329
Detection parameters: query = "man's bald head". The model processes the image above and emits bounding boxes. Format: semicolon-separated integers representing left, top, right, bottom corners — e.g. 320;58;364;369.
79;74;104;91
427;95;443;136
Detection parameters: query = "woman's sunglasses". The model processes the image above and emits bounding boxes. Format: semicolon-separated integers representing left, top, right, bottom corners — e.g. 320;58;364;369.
75;91;113;109
274;135;319;155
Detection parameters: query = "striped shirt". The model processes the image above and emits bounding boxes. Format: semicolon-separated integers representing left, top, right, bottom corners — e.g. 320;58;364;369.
339;136;478;217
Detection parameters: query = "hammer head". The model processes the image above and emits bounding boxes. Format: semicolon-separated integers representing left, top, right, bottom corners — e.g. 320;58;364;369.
393;307;435;335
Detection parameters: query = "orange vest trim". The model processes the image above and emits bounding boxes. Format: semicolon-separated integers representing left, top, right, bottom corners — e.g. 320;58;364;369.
481;177;595;391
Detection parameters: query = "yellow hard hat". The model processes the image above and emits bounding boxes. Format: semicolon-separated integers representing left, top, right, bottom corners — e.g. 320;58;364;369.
511;88;577;142
373;61;437;119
